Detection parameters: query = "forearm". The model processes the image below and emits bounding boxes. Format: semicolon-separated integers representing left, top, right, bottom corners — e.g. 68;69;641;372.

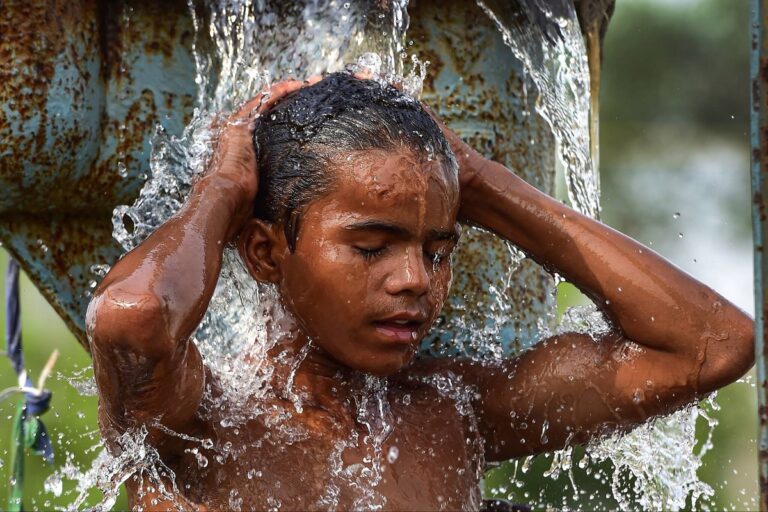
460;159;752;358
92;174;247;345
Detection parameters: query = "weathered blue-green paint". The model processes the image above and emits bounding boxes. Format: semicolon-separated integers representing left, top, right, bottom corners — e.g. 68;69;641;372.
0;1;198;344
752;0;768;508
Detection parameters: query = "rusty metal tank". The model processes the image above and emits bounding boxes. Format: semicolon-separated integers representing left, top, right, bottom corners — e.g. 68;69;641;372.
0;0;614;352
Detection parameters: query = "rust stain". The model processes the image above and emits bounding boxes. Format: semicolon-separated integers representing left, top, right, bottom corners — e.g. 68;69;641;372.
0;0;195;345
573;0;616;50
0;0;196;216
0;0;98;211
0;212;121;351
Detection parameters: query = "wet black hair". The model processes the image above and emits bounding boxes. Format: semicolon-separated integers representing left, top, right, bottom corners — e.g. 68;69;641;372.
252;72;458;251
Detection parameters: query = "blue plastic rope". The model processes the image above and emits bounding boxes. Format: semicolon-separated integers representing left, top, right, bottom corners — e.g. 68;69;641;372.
5;258;54;462
6;259;23;376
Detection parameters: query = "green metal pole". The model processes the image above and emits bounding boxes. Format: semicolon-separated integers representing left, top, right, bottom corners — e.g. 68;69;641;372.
752;0;768;509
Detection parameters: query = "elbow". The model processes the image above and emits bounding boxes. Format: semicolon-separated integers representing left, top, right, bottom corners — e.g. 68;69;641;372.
730;314;756;379
86;288;175;359
700;312;755;393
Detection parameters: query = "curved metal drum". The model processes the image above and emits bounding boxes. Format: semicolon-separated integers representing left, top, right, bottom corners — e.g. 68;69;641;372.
0;0;611;353
1;0;197;345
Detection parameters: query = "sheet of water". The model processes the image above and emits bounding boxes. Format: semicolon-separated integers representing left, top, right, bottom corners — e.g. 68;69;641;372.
40;1;717;510
470;1;713;509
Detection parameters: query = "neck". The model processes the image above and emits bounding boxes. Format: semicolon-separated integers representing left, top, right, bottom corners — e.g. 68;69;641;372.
267;331;368;410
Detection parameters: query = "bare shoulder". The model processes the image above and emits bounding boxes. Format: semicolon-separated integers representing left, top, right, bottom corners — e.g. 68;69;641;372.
409;330;714;461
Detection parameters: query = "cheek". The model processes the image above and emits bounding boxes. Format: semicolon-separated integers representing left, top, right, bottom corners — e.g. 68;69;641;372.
279;244;369;331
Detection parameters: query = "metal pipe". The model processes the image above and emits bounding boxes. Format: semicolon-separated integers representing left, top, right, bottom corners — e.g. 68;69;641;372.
751;0;768;508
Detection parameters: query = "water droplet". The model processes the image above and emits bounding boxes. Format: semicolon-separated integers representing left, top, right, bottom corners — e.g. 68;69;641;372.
678;232;684;239
44;473;63;497
673;212;680;219
229;489;243;511
387;446;399;463
540;420;549;445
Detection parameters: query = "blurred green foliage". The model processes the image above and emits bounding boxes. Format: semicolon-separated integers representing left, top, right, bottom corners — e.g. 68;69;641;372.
0;251;128;510
0;0;757;509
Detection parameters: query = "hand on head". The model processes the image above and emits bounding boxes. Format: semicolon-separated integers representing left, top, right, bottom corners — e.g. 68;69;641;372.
206;76;322;237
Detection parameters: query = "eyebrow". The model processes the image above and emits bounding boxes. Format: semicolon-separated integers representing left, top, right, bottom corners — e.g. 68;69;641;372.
344;220;459;242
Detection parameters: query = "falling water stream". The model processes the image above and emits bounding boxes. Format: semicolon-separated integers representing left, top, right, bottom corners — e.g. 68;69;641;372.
32;0;724;510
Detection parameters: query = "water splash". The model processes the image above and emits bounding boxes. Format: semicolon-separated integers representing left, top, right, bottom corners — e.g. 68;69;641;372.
488;303;718;510
476;0;600;219
60;366;98;397
586;403;716;510
46;426;178;511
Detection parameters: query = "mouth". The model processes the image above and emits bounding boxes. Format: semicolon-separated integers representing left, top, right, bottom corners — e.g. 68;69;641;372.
372;313;426;344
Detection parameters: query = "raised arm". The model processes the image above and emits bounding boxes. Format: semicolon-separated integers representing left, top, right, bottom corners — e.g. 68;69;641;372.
436;120;755;461
86;81;311;442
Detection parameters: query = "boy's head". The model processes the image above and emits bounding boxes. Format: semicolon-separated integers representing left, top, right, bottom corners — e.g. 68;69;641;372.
240;72;460;375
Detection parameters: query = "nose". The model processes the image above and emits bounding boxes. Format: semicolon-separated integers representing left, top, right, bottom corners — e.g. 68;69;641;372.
384;247;430;297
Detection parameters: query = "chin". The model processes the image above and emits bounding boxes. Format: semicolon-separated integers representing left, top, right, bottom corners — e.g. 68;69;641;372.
354;348;417;377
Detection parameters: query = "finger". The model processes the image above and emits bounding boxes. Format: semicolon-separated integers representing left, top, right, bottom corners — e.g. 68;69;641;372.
353;70;374;80
255;79;305;112
209;112;225;132
234;95;267;121
390;78;404;92
232;79;302;119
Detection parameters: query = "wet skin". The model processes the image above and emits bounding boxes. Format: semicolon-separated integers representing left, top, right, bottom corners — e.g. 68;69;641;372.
87;79;755;511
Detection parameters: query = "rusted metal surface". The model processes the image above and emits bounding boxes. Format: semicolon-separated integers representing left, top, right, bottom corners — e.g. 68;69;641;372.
752;0;768;508
0;0;614;353
0;0;197;349
410;1;558;355
0;215;119;344
0;0;196;215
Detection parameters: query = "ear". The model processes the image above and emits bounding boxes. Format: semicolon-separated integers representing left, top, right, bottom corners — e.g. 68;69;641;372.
238;219;286;283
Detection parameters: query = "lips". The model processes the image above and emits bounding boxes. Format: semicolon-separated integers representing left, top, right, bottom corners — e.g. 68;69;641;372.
372;312;426;343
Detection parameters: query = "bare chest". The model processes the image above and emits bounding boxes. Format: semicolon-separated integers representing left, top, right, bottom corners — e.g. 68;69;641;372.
151;389;485;511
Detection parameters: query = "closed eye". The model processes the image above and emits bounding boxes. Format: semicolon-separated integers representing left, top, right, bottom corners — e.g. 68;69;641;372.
355;246;387;260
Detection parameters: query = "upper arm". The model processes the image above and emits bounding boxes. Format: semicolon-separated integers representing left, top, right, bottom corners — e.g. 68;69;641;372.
448;331;704;462
86;286;206;444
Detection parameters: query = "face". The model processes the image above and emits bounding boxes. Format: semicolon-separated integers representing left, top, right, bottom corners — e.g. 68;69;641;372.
272;149;460;375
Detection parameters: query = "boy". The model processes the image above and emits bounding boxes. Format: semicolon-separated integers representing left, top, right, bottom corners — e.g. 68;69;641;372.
88;73;754;510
